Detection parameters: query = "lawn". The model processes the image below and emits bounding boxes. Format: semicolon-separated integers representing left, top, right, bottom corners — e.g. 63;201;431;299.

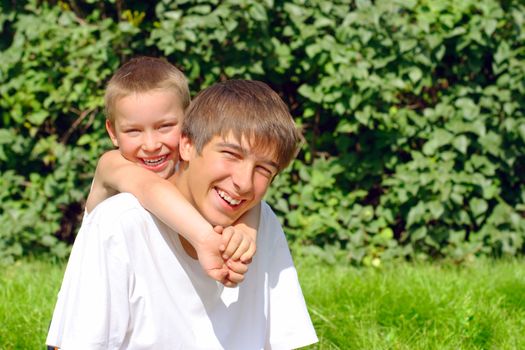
297;258;525;349
1;258;524;349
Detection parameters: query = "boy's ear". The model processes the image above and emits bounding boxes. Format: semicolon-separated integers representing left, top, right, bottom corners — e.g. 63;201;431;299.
105;120;119;148
179;134;194;161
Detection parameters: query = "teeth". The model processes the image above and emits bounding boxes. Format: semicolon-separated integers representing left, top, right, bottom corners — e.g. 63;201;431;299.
217;189;241;206
143;156;166;166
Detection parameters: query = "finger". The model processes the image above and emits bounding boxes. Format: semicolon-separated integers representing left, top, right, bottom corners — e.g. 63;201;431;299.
218;226;231;252
206;267;229;283
239;242;256;263
222;280;238;288
229;238;250;261
226;269;245;285
222;229;242;259
214;225;224;234
220;227;234;253
227;259;249;274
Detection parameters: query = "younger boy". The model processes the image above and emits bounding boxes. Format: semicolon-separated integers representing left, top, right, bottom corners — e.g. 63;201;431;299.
46;79;318;349
86;57;257;285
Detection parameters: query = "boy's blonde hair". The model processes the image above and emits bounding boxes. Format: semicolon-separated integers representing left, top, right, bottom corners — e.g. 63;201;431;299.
182;80;301;171
104;56;190;124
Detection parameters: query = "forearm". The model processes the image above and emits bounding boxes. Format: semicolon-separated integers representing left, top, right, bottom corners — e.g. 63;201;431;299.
96;151;214;245
139;178;213;246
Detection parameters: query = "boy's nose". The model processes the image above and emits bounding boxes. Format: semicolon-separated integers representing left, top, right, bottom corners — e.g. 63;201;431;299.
141;134;161;152
232;163;254;195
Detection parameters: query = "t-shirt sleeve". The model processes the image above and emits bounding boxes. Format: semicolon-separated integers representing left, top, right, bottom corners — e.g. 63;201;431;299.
263;204;318;349
46;199;139;350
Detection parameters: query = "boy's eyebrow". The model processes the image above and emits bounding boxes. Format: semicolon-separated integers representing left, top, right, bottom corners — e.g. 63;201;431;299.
217;142;279;170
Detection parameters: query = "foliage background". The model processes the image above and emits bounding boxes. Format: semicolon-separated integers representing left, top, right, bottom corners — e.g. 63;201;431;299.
0;0;524;265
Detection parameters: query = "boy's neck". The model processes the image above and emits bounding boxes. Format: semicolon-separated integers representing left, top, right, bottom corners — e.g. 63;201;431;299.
168;165;200;259
168;162;191;203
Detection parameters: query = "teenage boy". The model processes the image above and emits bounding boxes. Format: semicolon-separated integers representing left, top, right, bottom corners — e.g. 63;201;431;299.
86;56;257;285
46;80;318;349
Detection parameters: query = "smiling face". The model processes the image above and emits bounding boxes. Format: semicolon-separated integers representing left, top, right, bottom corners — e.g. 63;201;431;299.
174;132;279;227
106;90;184;179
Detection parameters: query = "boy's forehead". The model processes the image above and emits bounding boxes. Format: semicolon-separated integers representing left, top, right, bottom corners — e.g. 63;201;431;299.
113;90;184;119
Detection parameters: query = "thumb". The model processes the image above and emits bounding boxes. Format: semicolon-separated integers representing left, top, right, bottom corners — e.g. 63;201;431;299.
213;225;224;234
207;266;228;282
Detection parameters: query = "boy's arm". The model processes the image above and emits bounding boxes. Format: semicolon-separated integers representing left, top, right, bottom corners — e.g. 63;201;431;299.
214;204;259;286
90;150;230;283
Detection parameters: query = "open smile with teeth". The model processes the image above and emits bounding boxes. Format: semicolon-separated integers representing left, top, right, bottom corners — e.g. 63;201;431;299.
217;188;242;206
142;156;167;166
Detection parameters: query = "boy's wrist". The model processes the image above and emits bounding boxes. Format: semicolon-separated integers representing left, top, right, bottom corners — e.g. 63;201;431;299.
184;222;215;246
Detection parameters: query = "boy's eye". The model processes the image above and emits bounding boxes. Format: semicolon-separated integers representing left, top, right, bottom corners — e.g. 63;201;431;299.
257;165;275;178
222;150;240;158
159;123;175;129
124;129;140;135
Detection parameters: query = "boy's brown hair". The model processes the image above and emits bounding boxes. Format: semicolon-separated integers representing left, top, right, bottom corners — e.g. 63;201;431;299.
104;56;190;124
182;79;301;171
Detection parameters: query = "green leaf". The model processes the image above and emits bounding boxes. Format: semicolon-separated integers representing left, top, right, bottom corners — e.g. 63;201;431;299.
407;202;425;227
305;43;322;58
298;84;322;103
411;226;428;241
77;134;92;146
479;132;502;157
428;201;444;219
452;135;469;154
379;227;394;240
0;129;14;144
423;129;453;155
470;198;488;218
399;39;417;53
518;124;525;142
494;41;510;64
455;98;480;120
27;110;49;125
249;3;267;22
483;19;497;37
355;107;371;125
408;67;423;83
336;120;358;134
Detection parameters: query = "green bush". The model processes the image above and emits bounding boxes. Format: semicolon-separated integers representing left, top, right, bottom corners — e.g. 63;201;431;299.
268;0;525;263
0;0;524;264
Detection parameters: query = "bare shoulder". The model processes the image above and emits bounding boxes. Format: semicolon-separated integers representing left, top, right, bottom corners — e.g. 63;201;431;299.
99;149;126;164
85;175;116;213
85;150;122;213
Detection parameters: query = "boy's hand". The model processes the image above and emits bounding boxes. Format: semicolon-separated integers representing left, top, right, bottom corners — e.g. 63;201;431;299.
222;259;249;288
193;227;252;287
191;231;230;283
218;226;257;263
193;225;256;287
213;225;255;288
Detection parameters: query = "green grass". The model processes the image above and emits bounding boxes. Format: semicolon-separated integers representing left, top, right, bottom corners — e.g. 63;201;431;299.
0;259;65;349
297;258;525;350
1;258;524;349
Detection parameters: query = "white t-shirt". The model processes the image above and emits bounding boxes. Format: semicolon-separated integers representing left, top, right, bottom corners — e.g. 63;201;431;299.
46;193;317;350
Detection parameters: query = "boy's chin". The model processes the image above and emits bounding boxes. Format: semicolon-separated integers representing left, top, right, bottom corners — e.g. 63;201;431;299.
151;161;176;179
205;212;243;228
198;211;228;228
